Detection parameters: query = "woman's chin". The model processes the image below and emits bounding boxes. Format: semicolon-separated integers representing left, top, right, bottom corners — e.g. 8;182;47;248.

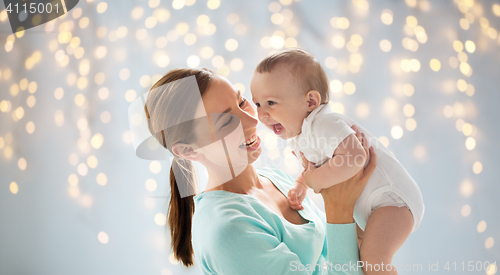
246;146;262;164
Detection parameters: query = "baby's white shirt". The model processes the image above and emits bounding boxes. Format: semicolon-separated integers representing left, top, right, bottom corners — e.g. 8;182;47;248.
288;104;356;166
287;103;425;232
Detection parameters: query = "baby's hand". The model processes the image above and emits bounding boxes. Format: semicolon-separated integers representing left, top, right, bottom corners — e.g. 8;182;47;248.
287;182;307;211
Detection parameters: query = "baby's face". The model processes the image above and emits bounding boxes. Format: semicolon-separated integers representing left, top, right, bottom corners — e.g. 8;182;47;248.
250;69;310;139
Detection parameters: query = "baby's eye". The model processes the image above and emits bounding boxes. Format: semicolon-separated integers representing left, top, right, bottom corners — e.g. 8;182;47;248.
255;102;260;108
267;101;276;106
239;98;247;108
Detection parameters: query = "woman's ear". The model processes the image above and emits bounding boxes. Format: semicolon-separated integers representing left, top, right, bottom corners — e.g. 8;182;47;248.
171;143;203;161
305;90;321;111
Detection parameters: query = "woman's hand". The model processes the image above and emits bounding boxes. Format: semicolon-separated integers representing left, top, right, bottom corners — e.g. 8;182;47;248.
320;125;377;224
297;152;324;194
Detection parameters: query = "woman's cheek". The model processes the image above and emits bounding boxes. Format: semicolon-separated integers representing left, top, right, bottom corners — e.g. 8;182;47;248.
199;121;247;165
199;141;229;164
223;121;249;174
223;121;245;148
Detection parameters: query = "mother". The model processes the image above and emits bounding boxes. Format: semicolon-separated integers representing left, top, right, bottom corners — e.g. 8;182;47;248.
145;68;376;274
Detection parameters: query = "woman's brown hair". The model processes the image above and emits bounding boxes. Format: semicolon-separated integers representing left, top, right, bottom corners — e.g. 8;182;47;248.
144;68;217;267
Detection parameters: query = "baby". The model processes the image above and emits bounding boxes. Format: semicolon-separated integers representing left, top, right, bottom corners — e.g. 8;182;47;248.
250;48;424;274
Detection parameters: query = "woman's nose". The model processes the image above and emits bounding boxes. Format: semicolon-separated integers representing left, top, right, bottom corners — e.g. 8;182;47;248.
240;109;258;129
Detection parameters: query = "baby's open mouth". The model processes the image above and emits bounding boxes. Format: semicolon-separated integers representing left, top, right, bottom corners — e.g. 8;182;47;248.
272;123;284;135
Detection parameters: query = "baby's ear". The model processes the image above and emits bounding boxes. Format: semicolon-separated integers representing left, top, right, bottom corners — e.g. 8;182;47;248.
305;90;321;111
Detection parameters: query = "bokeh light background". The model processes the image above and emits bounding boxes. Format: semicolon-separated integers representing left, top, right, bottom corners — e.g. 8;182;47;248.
1;0;499;274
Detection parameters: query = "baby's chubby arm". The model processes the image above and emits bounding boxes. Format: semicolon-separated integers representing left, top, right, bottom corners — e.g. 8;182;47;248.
303;128;368;193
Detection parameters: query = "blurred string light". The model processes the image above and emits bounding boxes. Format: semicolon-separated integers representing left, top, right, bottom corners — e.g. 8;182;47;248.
452;0;500;254
334;0;494;254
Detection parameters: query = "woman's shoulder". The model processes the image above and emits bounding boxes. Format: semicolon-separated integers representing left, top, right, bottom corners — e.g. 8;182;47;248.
193;191;254;222
192;167;301;240
192;167;293;239
192;191;270;236
192;191;277;259
257;166;322;218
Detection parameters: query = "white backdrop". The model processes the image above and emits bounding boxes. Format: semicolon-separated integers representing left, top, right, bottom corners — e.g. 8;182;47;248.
0;0;499;274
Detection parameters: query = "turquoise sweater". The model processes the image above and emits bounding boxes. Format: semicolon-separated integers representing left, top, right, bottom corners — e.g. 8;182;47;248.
192;166;363;274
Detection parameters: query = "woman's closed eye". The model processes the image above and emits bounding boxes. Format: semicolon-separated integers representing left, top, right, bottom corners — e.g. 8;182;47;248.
221;116;233;129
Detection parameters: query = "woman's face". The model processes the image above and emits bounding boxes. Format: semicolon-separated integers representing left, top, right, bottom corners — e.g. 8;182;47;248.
190;76;262;174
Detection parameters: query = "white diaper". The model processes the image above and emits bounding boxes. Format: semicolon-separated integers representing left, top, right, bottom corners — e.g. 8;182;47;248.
352;154;425;234
353;166;425;234
371;191;409;211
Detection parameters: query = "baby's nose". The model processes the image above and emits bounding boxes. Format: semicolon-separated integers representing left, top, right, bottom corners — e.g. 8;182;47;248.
258;110;269;122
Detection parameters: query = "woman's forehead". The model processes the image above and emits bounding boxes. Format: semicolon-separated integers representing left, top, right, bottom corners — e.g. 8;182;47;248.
191;78;236;119
201;79;238;112
193;99;208;119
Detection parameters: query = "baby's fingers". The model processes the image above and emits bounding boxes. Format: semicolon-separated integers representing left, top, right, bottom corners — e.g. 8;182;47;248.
361;147;377;182
289;202;304;211
291;203;304;211
287;196;304;210
362;133;369;150
356;129;363;144
288;190;304;210
351;124;359;134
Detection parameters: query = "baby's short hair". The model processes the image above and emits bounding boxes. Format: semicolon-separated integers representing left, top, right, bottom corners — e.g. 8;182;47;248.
255;48;330;104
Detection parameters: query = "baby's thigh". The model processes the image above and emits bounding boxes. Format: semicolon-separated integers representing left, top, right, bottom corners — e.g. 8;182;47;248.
361;206;414;259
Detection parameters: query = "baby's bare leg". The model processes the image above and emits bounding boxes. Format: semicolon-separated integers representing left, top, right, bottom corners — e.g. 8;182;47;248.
359;206;414;275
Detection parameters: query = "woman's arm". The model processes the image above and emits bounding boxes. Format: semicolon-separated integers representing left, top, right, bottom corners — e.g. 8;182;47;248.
322;141;374;224
302;125;377;274
304;125;375;224
324;146;375;274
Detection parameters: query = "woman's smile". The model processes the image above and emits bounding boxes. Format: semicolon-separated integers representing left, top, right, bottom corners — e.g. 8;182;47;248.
239;133;261;151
